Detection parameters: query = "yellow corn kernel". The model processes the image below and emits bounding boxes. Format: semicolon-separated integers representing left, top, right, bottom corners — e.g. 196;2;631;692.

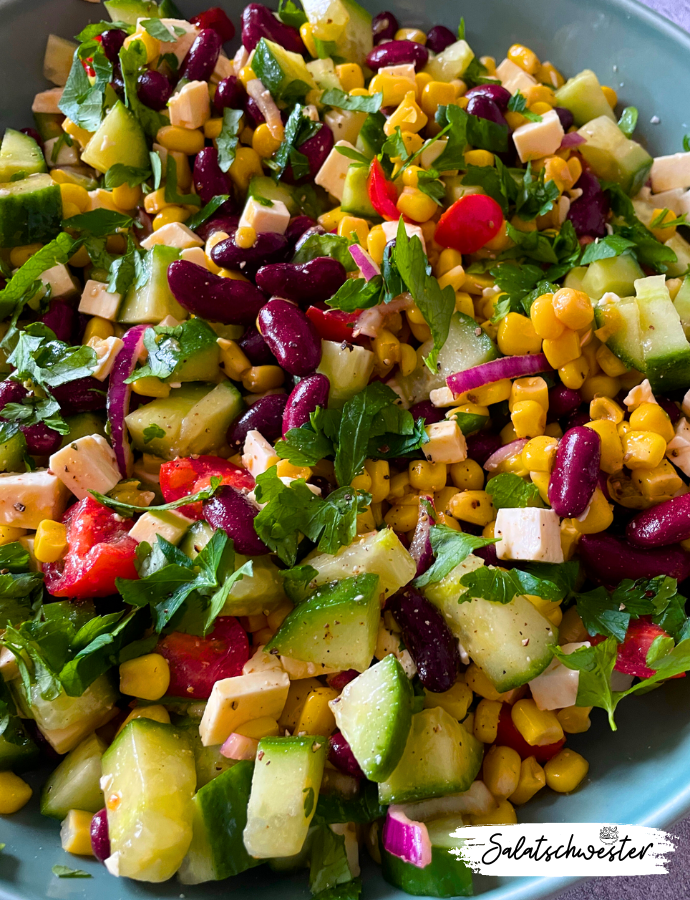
348;470;372;496
507;43;540;74
580;337;601;374
363;459;390;503
483;744;522;799
297;21;317;55
364;223;386;265
544;749;589;793
124;29;159;62
396;186;437;223
522;435;558;472
233;226;256;251
537;60;565;88
500;422;518;445
544;422;563;440
251;122;282;159
384;91;428;136
383;503;419;532
338;215;370;245
618;421;632;439
552;287;593;330
156;124;204;155
143;187;169;215
580;374;621;403
398;342;417;377
244;613;268;633
505;109;527;130
0;770;32;814
529;292;563;340
542;155;573;193
595;343;629;378
58;182;89;213
509;376;549;412
0;526;26;547
276;459;312;482
543;328;580;369
529;470;551;505
372;328;400;369
571;488;613;535
465;663;509;701
62;117;93;150
480;55;497;75
204;117;223;139
60;809;95;856
474;698;502;744
153;205;188;231
394;26;426;43
510;756;546;805
240;125;255;145
82;316;116;346
387;470;410;500
34;519;68;564
623;430;667;470
463;149;494;169
557;356;589;391
556;705;592;734
9;243;43;268
119;653;171;701
238;64;257;86
462;271;496;294
131;375;170;398
437;265;466;293
497;312;542;356
511;698;564;746
590;396;624;424
217;338;251;380
483;220;511;253
368;73;416;108
449;490;495;526
451;291;472;318
649;207;680;242
235;716;280;739
470;798;518;826
436;248;463;276
600;84;618;108
68;244;91;267
629;402;675;442
632;459;684;500
511;400;547;439
450;458;485;491
460;378;513;409
400;165;422;188
560;606;589;644
434;486;458;516
582;421;621;476
294;687;339;736
106;233;127;255
420;80;457;118
409;460;447;492
424;680;473;720
335;62;364;92
111;182;142;211
526;593;563;626
356;507;377;534
229;146;263;192
279;677;322;730
61;200;81;220
118;705;171;734
316;207;345;233
242;365;284;392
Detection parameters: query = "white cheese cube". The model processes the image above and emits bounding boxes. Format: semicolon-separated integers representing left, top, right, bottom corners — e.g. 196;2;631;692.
0;646;20;682
314;140;357;201
280;656;336;679
40;263;79;299
32;87;63;114
168;80;211;130
374;621;417;678
381;220;426;251
86;188;120;212
528;642;589;710
422;420;467;464
430;386;457;407
90;335;124;381
44;135;80;168
242;430;279;479
179;246;209;268
666;417;690;476
512;109;565;163
135;17;198;64
324;109;366;145
651;152;690;193
199;670;290;746
624;378;657;410
378;63;416;83
647;186;688;214
495;58;537;95
210;52;234;84
49;434;121;501
242;646;286;676
79;280;122;321
0;469;70;529
495;507;564;564
420;138;448;171
238;196;290;235
128;509;193;545
140;222;203;251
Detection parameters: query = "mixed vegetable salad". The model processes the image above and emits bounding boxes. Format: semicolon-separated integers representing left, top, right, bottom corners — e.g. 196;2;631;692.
2;0;690;894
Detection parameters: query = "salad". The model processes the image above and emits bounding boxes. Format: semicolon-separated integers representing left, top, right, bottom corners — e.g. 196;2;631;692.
1;0;690;894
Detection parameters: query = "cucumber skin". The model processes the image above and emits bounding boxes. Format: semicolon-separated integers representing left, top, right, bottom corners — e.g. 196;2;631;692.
381;846;473;898
0;728;39;773
0;174;62;247
40;732;106;820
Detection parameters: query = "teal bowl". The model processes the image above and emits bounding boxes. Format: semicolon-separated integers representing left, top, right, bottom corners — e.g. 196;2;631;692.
1;0;690;898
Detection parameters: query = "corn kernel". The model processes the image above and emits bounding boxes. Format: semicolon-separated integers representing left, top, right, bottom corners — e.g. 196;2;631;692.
543;328;581;368
559;606;589;644
585;419;624;474
0;526;26;546
9;243;43;268
366;223;387;265
153;205;188;230
131;375;170;398
384;91;428;136
111;182;142;211
252;122;282;158
61;200;81;220
368;73;417;108
509;376;549;412
570;488;613;534
387;470;410;500
156;125;204;155
423;680;473;720
398;342;417;377
470;798;518;826
500;421;518;444
335;62;364;92
526;593;563;626
507;43;540;74
510;756;546;805
522;435;559;472
498;313;542;356
59;182;89;213
420;81;456;118
276;460;312;482
580;374;621;403
529;470;551;504
373;328;401;368
409;459;447;492
394;26;426;43
474;698;502;744
118;705;171;734
383;503;419;532
544;749;589;793
556;705;592;734
143;187;170;215
465;663;507;700
511;400;547;439
60;809;94;856
266;600;294;633
34;519;68;564
242;365;284;392
450;458;484;490
483;744;522;799
595;343;629;377
511;698;564;746
552;287;593;330
590;396;624;424
229;146;263;192
217;338;251;380
629;402;674;442
459;378;512;407
364;459;390;503
238;64;257;86
631;459;683;500
600;84;618;108
119;653;170;701
623;430;667;470
236;716;281;739
396;186;437;223
235;226;257;250
449;490;495;526
436;248;463;275
338;215;370;244
537;60;565;88
530;292;564;340
204;117;223;139
294;686;339;735
433;486;458;517
0;770;32;814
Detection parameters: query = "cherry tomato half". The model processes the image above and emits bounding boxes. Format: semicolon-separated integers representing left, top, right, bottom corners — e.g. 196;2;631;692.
434;193;504;254
592;617;683;679
305;306;367;345
367;157;400;220
159;455;254;520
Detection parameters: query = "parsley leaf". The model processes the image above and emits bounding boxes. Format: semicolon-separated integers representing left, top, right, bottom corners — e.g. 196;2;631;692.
165;155;201;207
0;233;78;320
416;169;446;206
381;127;409;162
435;104;509;164
104;163;151;189
618;106;638;138
59;50;105;132
310;820;353;896
270;105;322;180
554;638;618;728
462;159;518;216
52;866;92;878
107;235;143;297
292;233;358;272
326;276;382;312
413;526;498;588
62;208;133;236
453;410;489;435
507;90;542;122
92;477;224;518
463;57;500;89
515;163;560;220
580;234;637;265
119;40;168;139
612;220;677;273
277;0;307;26
485;473;542;509
334;145;370;165
576;585;631;642
8;325;97;391
185;195;231;231
150;150;163;189
321;88;382;113
359;112;387;156
140;18;185;41
126;318;218;382
143;423;166;444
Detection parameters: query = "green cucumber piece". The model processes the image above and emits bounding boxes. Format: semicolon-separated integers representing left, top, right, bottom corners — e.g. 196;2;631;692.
580;253;644;300
119;245;187;324
664;231;690;278
0;172;61;247
563;265;587;292
60;412;107;447
103;0;162;24
0;725;39;772
266;574;380;672
252;39;316;103
332;0;372;65
0;128;46;183
577;116;652;195
594;295;645;372
555;69;616;126
178;761;261;884
340;164;378;218
316;339;375;406
424;40;474;82
674;274;690;337
177;380;244;456
378;707;483;805
173;345;221;383
248;175;298;215
423;555;557;691
222;556;290;616
33;112;63;142
635;273;690;391
82;101;149;174
438;311;500;380
125;383;210;458
175;716;237;788
355;112;386;158
101;718;196;882
40;732;106;819
331;654;413;781
0;431;28;472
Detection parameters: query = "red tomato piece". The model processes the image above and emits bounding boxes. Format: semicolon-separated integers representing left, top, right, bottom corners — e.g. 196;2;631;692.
305;306;366;345
43;497;139;599
189;6;235;42
611;617;679;679
367;157;400;220
159;456;254;520
434;194;504;254
156;616;249;699
495;703;565;762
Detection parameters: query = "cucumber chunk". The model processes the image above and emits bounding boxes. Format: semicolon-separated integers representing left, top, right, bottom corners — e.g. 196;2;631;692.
674;274;690;338
119;245;187;324
33;112;63;142
60;412;107;447
0;725;39;772
635;273;690;391
174;716;238;788
594;295;645;372
424;40;474;83
555;69;616;126
220;555;286;616
0;431;28;472
577;116;652;195
40;732;106;819
103;0;162;25
316;340;375;406
101;718;196;882
82;101;149;174
0;128;47;183
331;654;413;781
0;172;61;247
580;253;644;300
331;0;373;65
177;380;243;456
178;761;261;884
341;164;378;218
378;707;483;805
252;39;316;102
664;231;690;278
243;735;327;858
438;311;499;379
248;175;298;215
266;574;380;672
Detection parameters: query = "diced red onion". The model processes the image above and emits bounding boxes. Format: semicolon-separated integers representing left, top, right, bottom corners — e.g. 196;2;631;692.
484;438;528;472
246;78;284;141
349;244;381;281
409;494;434;576
560;132;586;149
354;292;412;338
107;324;150;478
446;353;553;396
220;732;258;760
382;807;432;869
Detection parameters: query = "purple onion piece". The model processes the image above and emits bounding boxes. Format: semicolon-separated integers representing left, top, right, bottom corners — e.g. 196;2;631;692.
106;325;150;477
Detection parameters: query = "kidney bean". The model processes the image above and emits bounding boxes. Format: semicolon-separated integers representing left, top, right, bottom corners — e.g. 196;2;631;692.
243;96;266;128
258;299;322;376
409;400;444;425
285;215;317;247
466;431;502;466
190;7;235;43
387;586;459;692
100;28;126;62
136;207;154;238
283;374;329;436
180;28;222;82
90;808;111;862
110;61;125;96
241;3;304;53
239;324;274;365
214;75;246;112
565;409;591;431
327;669;358;690
657;396;681;424
367;39;428;71
580;533;690;585
41;299;75;344
548;384;582;419
52;377;106;414
310;474;334;497
627;494;690;548
465;83;511;112
256;258;347;305
466;94;508;127
329;731;364;779
193;147;233;205
372;10;399;43
567;171;609;238
20;127;43;151
168;261;266;325
210;231;289;275
137;70;172;111
425;24;456;54
294;224;326;255
228;393;288;449
195;214;240;243
203;484;269;555
553;106;575;131
282;125;334;185
22;422;62;456
548;426;600;517
0;380;27;409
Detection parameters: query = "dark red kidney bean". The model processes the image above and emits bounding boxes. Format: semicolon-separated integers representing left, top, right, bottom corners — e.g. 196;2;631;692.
0;379;27;409
553;106;575;131
137;70;172;111
548;426;601;517
90;808;110;862
282;125;334;185
580;533;690;585
52;377;106;414
294;225;326;254
409;400;444;425
475;542;502;567
195;214;240;243
256;258;347;305
41;299;75;344
22;422;61;456
387;586;459;693
627;494;690;548
20;127;43;151
283;374;329;436
258;299;322;376
203;484;269;555
327;669;358;690
190;7;236;43
425;25;456;54
328;731;364;779
241;3;304;53
466;431;502;466
136;207;154;238
210;231;289;275
657;396;681;424
565;409;591;431
567;171;609;238
465;83;511;112
239;324;274;365
228;393;288;449
310;474;333;497
101;27;126;62
548;384;581;419
285;215;317;247
244;96;265;128
214;75;246;112
466;94;507;127
110;61;125;96
193;148;233;205
367;40;428;71
180;28;222;82
372;10;399;43
168;261;266;325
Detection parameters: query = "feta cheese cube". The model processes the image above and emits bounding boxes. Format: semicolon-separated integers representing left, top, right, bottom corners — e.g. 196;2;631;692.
135;18;198;64
495;507;564;564
381;220;426;251
40;264;79;299
378;63;416;83
0;469;70;529
242;646;286;676
495;58;537;95
43;136;80;168
512;109;565;163
140;222;203;251
168;80;211;130
128;509;193;545
651;152;690;193
86;189;120;212
422;420;467;464
179;246;209;268
32;87;63;114
90;335;124;381
647;186;688;214
314;140;357;201
199;670;290;746
324;108;366;145
242;430;279;479
238;196;290;235
430;386;457;407
211;52;234;84
49;434;121;501
280;656;336;679
528;641;590;710
666;417;690;476
624;378;657;410
79;280;122;321
0;646;20;682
